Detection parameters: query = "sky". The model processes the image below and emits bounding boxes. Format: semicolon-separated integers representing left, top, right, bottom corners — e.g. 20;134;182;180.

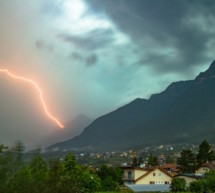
0;0;215;149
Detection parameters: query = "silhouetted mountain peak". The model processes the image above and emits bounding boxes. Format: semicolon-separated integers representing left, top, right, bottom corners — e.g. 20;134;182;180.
210;60;215;68
196;60;215;81
150;80;193;103
131;98;147;104
205;60;215;74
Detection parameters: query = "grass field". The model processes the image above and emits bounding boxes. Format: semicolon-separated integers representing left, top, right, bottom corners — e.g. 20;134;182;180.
97;188;134;193
97;192;133;193
97;187;134;193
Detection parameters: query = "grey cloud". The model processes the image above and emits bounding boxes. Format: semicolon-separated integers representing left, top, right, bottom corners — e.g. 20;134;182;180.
86;54;97;66
69;51;83;61
36;40;44;49
47;44;54;52
58;29;114;50
85;0;186;39
85;0;215;74
68;52;97;66
40;0;64;17
36;40;54;52
137;28;213;74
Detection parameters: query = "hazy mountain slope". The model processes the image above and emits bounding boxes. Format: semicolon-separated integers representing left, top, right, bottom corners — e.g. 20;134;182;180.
47;60;215;151
44;114;92;147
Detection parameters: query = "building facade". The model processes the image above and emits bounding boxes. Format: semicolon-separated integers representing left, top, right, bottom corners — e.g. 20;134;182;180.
121;166;173;185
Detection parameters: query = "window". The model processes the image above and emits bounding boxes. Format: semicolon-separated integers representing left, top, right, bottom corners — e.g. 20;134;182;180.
159;172;162;176
128;171;132;179
150;181;155;184
153;172;156;176
165;181;169;184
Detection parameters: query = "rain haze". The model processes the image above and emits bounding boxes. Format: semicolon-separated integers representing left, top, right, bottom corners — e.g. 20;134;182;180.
0;0;215;149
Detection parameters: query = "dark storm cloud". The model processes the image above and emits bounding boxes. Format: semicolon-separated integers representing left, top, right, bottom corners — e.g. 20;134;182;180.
86;54;97;66
136;29;214;74
85;0;215;74
68;52;97;66
58;29;114;50
85;0;185;40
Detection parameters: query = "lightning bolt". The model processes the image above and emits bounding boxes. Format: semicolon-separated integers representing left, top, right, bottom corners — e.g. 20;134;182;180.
0;69;64;129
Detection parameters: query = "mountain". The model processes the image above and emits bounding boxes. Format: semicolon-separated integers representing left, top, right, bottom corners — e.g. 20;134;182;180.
47;60;215;152
44;114;92;148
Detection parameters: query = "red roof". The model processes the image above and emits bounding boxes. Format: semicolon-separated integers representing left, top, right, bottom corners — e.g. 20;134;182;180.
161;164;179;172
200;162;215;170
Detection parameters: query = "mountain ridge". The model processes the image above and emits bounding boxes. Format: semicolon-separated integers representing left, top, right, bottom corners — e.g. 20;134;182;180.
47;60;215;152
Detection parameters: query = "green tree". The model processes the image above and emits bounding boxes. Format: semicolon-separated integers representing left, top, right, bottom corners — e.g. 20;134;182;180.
29;153;48;193
170;178;186;192
205;170;215;192
47;157;63;193
60;154;82;193
96;165;109;181
138;156;144;165
132;157;138;166
0;145;13;192
8;166;33;193
0;145;104;193
60;153;101;193
97;165;122;184
0;142;27;193
112;167;123;185
101;176;119;191
12;140;25;163
189;180;205;193
80;167;101;193
11;140;25;178
177;149;196;173
166;155;175;164
0;144;8;152
197;140;214;166
63;153;76;172
147;153;158;166
96;165;122;191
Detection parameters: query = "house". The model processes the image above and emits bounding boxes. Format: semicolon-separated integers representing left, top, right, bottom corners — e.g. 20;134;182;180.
121;166;173;185
196;162;215;175
174;174;204;184
160;164;179;176
121;166;150;184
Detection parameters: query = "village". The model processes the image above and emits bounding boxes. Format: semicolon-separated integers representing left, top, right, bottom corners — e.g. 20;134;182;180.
119;140;215;192
47;139;215;192
70;143;197;167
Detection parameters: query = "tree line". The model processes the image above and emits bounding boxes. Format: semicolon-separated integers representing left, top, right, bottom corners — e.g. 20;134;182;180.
171;140;215;193
0;142;122;193
131;139;215;170
177;139;215;173
170;171;215;193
